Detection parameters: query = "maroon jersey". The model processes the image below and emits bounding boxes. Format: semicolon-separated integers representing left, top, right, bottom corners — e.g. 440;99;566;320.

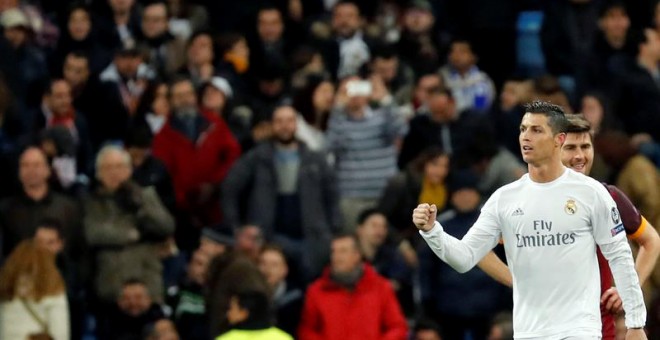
597;183;647;340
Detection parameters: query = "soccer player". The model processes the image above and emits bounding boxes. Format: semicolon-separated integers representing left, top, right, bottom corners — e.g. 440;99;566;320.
412;101;647;339
478;113;660;339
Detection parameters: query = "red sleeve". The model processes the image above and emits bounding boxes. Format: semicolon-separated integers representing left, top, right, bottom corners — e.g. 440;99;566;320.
605;184;643;236
298;287;324;340
380;280;409;340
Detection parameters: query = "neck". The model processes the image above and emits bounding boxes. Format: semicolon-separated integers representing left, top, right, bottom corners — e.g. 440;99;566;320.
527;158;565;183
276;141;298;150
638;55;659;74
347;107;365;119
360;240;376;261
24;184;48;201
605;33;625;49
114;11;130;26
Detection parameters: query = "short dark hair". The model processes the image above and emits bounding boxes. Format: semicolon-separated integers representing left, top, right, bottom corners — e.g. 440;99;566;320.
412;146;448;173
123;278;147;288
233;291;271;324
523;100;568;134
332;233;360;251
428;87;453;100
564;113;592;135
356;208;384;225
414;318;442;334
598;1;627;18
626;27;655;57
36;218;64;239
371;44;398;61
334;0;361;14
65;50;90;62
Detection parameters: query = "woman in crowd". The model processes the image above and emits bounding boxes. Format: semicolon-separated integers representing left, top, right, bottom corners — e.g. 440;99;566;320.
292;74;335;151
0;239;70;340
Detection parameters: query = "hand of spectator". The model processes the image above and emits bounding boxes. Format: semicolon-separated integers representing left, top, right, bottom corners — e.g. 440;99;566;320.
398;240;419;268
630;133;652;150
118;181;144;212
413;204;437;232
601;287;623;314
128;228;141;242
370;74;390;103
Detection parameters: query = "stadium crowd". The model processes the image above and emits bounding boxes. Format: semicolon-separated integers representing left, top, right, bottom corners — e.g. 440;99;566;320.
0;0;659;339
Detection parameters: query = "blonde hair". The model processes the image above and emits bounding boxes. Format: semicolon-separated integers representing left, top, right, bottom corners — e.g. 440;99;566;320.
0;240;65;302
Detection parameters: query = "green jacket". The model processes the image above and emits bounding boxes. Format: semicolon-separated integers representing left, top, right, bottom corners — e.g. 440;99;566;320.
216;327;293;340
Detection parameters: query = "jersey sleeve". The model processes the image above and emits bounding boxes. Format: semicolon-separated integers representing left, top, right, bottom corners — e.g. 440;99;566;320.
592;184;627;246
605;184;644;238
419;191;502;273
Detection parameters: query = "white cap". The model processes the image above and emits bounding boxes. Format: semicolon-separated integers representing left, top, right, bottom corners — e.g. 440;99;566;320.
0;8;29;29
209;77;233;99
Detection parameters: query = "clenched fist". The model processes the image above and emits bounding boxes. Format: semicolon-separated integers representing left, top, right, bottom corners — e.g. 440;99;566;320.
413;204;437;232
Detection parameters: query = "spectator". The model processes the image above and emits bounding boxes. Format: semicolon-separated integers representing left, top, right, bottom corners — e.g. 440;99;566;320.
248;62;292;135
223;105;338;279
327;77;407;230
298;234;408;340
144;318;181;340
199;226;234;259
84;145;175;305
97;0;141;50
585;2;631;90
258;244;303;335
355;208;415;313
419;171;505;340
413;318;442;340
367;45;415;107
216;32;251;96
439;39;496;113
234;225;264;262
166;0;209;41
137;1;186;78
488;312;514;340
580;91;619;135
410;73;443;114
199;77;252;150
490;78;531;158
291;74;334;151
31;79;93;181
531;74;573;113
104;279;166;340
0;75;24;199
594;131;660;228
124;127;176;213
380;147;450;240
1;8;49;111
0;147;81;258
100;47;154;121
179;31;216;88
397;0;447;76
62;51;121;152
206;250;269;337
217;290;293;340
167;249;210;340
50;4;111;74
398;89;487;169
133;81;170;136
610;28;660;141
316;1;372;79
0;239;69;340
248;6;293;73
152;77;241;249
541;0;600;100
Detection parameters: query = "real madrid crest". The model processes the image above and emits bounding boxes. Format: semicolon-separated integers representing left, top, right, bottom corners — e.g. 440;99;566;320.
565;199;577;215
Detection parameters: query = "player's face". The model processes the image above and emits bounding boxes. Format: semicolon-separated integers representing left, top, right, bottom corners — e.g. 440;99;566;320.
519;113;562;166
561;132;594;175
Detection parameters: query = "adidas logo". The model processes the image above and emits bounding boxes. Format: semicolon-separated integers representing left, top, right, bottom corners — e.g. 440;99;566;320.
512;208;524;216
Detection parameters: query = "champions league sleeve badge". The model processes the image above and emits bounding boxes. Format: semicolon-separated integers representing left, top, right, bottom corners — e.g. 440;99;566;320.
564;199;577;215
610;207;624;236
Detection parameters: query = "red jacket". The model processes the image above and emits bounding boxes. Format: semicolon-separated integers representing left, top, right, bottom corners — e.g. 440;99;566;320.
298;264;408;340
152;110;240;223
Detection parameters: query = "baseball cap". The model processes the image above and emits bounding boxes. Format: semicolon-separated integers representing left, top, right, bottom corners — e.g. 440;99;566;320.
209;77;233;99
1;8;29;29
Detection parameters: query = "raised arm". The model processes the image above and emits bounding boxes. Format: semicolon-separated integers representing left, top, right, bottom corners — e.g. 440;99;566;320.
413;200;501;273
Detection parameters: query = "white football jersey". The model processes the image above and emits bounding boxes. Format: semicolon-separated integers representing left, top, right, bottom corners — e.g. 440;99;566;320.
420;168;644;339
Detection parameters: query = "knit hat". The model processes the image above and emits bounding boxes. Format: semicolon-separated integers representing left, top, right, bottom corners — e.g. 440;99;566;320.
449;170;480;192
